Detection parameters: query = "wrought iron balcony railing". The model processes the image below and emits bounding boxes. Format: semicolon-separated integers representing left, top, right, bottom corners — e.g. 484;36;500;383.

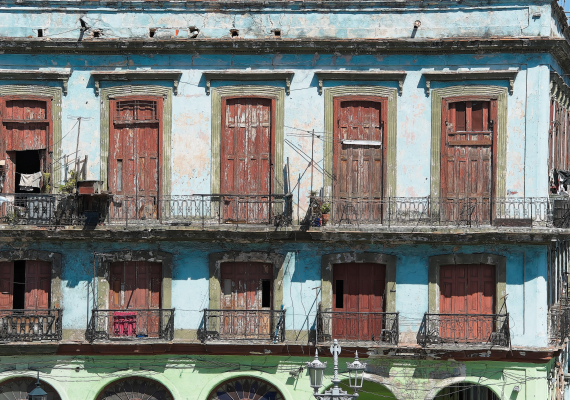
307;196;559;228
0;193;80;226
86;309;174;342
106;193;293;228
198;309;286;343
0;309;62;342
418;313;510;347
316;310;399;346
548;302;570;346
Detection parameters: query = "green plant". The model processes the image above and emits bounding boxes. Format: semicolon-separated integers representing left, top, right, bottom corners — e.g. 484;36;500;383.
321;203;331;214
309;190;318;197
60;170;78;194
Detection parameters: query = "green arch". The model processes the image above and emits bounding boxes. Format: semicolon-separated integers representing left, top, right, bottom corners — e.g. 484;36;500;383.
326;379;396;399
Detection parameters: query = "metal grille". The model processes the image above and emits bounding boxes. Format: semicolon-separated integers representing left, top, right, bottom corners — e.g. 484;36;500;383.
114;100;157;123
418;313;510;347
316;310;399;346
87;308;174;342
199;309;286;343
0;309;62;342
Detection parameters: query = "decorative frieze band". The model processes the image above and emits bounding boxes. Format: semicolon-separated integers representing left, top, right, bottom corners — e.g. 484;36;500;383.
423;70;519;97
91;70;182;96
203;71;294;96
315;70;406;96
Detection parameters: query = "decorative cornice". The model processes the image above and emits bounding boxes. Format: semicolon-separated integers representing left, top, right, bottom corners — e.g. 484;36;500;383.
315;70;406;95
0;69;71;95
550;71;570;106
91;70;182;96
203;71;294;95
422;69;519;97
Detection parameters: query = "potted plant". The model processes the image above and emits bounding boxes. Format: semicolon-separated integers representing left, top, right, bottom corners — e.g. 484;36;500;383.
321;203;331;226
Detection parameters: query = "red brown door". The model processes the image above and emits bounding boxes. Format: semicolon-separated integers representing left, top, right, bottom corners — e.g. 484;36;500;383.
1;97;52;193
441;99;497;224
220;97;274;223
109;261;162;337
440;264;495;342
333;97;386;222
332;263;385;341
220;262;273;338
0;262;13;310
109;98;162;220
24;260;51;309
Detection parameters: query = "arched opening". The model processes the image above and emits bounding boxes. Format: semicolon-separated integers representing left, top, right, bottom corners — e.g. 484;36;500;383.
208;376;285;400
325;379;396;399
96;377;173;400
0;377;61;400
434;382;499;400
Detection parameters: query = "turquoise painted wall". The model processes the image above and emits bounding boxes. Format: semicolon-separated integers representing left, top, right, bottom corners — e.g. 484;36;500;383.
3;241;547;347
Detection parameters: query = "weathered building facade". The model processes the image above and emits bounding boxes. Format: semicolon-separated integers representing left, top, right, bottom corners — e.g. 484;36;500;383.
0;0;568;399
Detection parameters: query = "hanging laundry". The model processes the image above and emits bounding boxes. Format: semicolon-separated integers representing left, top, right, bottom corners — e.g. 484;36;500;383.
19;171;42;191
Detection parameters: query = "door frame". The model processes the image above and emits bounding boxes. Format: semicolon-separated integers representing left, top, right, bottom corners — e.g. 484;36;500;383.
219;95;277;196
99;85;173;196
440;95;499;223
430;85;508;200
323;86;398;199
211;86;285;195
108;95;164;200
332;95;389;201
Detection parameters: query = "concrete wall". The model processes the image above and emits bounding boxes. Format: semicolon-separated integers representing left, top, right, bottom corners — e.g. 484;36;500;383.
0;51;553;214
0;1;553;40
0;354;550;400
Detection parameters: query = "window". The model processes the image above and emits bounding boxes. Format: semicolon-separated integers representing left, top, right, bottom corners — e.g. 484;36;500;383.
0;260;51;310
549;98;570;193
0;97;52;193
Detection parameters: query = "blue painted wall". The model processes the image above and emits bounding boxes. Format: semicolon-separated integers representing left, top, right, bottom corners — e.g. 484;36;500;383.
10;240;548;347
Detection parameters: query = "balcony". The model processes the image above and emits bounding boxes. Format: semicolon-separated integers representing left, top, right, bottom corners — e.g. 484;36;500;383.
0;309;62;342
86;309;174;342
418;313;510;347
0;193;79;226
198;309;286;343
307;196;555;229
316;310;399;346
548;301;570;346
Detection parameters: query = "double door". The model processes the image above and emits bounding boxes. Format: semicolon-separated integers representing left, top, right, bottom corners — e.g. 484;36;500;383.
333;97;386;223
220;262;273;338
109;261;162;337
440;264;496;342
332;263;386;341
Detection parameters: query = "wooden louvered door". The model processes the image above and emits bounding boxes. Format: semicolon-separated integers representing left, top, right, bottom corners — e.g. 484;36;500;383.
333;97;386;223
333;263;386;341
24;260;51;310
109;98;162;220
1;97;51;193
440;264;496;342
109;261;162;337
441;98;497;225
0;262;13;310
220;262;273;338
220;97;274;223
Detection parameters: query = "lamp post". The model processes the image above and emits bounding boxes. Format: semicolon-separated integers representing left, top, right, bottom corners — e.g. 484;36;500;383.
27;372;48;400
306;339;367;399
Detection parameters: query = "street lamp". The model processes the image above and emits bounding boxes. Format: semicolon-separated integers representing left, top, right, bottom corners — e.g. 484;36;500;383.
305;339;367;399
27;372;48;400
